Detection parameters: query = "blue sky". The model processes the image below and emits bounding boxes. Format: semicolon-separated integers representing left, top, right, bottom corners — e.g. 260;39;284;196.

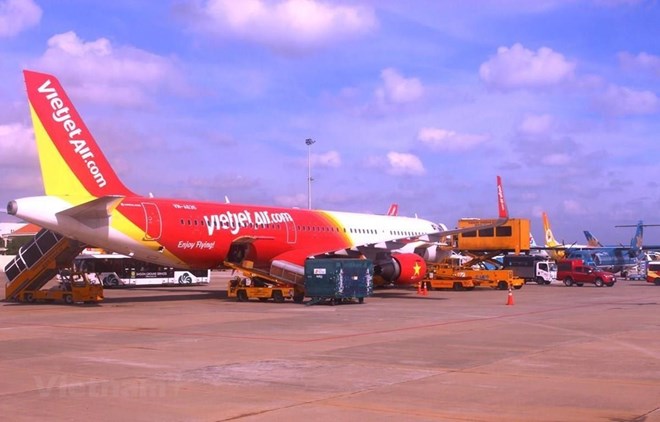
1;0;659;245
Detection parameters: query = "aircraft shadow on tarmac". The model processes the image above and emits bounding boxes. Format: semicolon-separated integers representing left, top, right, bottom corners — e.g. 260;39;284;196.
100;287;225;304
371;290;449;301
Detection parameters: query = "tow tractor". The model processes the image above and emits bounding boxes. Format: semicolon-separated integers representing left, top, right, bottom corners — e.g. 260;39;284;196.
22;270;104;304
455;252;524;290
423;263;521;290
227;276;294;302
424;265;475;291
422;248;524;291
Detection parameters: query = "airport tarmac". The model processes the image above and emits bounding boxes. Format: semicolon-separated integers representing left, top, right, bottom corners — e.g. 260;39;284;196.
1;271;659;422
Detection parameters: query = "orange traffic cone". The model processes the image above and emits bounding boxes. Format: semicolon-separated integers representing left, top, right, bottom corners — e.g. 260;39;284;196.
506;287;514;306
417;282;422;295
422;282;428;296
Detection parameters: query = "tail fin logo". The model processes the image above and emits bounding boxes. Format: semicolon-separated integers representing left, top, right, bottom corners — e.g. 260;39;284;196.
529;233;537;247
584;231;602;247
35;78;107;190
496;175;508;219
24;70;134;197
37;79;107;189
542;212;557;246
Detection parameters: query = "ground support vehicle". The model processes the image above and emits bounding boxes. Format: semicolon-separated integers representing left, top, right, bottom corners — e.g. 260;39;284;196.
556;259;616;287
224;258;373;304
502;255;557;285
227;276;294;302
428;252;523;290
464;268;524;290
455;218;531;254
304;258;373;305
21;271;103;304
424;265;475;291
224;260;302;302
646;261;660;285
4;229;84;302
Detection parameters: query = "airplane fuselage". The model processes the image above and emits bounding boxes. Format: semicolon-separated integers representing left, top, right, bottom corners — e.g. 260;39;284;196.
9;194;440;270
566;248;639;273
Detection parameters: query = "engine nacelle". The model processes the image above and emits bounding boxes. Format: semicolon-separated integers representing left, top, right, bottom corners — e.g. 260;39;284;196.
375;252;427;285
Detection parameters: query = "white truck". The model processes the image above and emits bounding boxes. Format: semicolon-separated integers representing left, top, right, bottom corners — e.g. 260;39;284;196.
502;255;557;285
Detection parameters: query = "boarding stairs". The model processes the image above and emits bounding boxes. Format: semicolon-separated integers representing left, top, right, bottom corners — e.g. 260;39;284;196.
4;229;84;301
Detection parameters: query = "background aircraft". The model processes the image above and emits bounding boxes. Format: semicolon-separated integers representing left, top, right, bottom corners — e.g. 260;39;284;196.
541;213;656;274
541;212;594;260
564;222;645;274
583;231;604;247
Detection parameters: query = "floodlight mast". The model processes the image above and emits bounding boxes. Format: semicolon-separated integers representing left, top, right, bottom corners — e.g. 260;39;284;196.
305;138;315;210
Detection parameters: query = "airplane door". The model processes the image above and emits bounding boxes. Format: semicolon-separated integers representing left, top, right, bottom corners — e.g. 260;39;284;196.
142;202;162;241
284;219;297;244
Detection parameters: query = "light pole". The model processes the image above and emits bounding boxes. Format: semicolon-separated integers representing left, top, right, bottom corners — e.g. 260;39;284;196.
305;138;315;209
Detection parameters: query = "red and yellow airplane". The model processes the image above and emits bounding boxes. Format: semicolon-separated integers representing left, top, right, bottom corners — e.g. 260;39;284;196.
7;70;509;287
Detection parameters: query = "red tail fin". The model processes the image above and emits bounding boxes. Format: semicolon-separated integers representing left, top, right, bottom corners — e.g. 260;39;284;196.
496;175;509;219
387;203;399;216
24;70;135;197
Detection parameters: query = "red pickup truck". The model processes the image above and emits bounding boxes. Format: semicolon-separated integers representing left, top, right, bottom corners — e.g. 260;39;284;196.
556;259;616;287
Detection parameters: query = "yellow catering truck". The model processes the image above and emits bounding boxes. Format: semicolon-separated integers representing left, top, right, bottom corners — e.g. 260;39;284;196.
456;218;530;254
464;268;524;290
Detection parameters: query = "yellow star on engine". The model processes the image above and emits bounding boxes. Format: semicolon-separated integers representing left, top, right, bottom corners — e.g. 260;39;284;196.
413;262;421;277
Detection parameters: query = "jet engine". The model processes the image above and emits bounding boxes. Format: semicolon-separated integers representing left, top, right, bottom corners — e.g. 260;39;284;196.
374;252;427;285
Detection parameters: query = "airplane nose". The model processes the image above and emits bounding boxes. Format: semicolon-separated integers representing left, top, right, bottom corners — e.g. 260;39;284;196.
7;200;17;215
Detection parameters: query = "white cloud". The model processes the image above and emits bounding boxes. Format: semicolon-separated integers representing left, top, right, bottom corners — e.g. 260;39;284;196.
311;150;341;168
0;122;36;164
190;0;376;54
479;43;575;89
517;114;553;136
0;0;41;37
417;127;489;151
35;31;183;107
375;68;424;104
618;51;660;77
386;152;425;176
595;84;659;116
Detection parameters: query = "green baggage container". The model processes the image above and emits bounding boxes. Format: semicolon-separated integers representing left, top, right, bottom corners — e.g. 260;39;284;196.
304;258;373;305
